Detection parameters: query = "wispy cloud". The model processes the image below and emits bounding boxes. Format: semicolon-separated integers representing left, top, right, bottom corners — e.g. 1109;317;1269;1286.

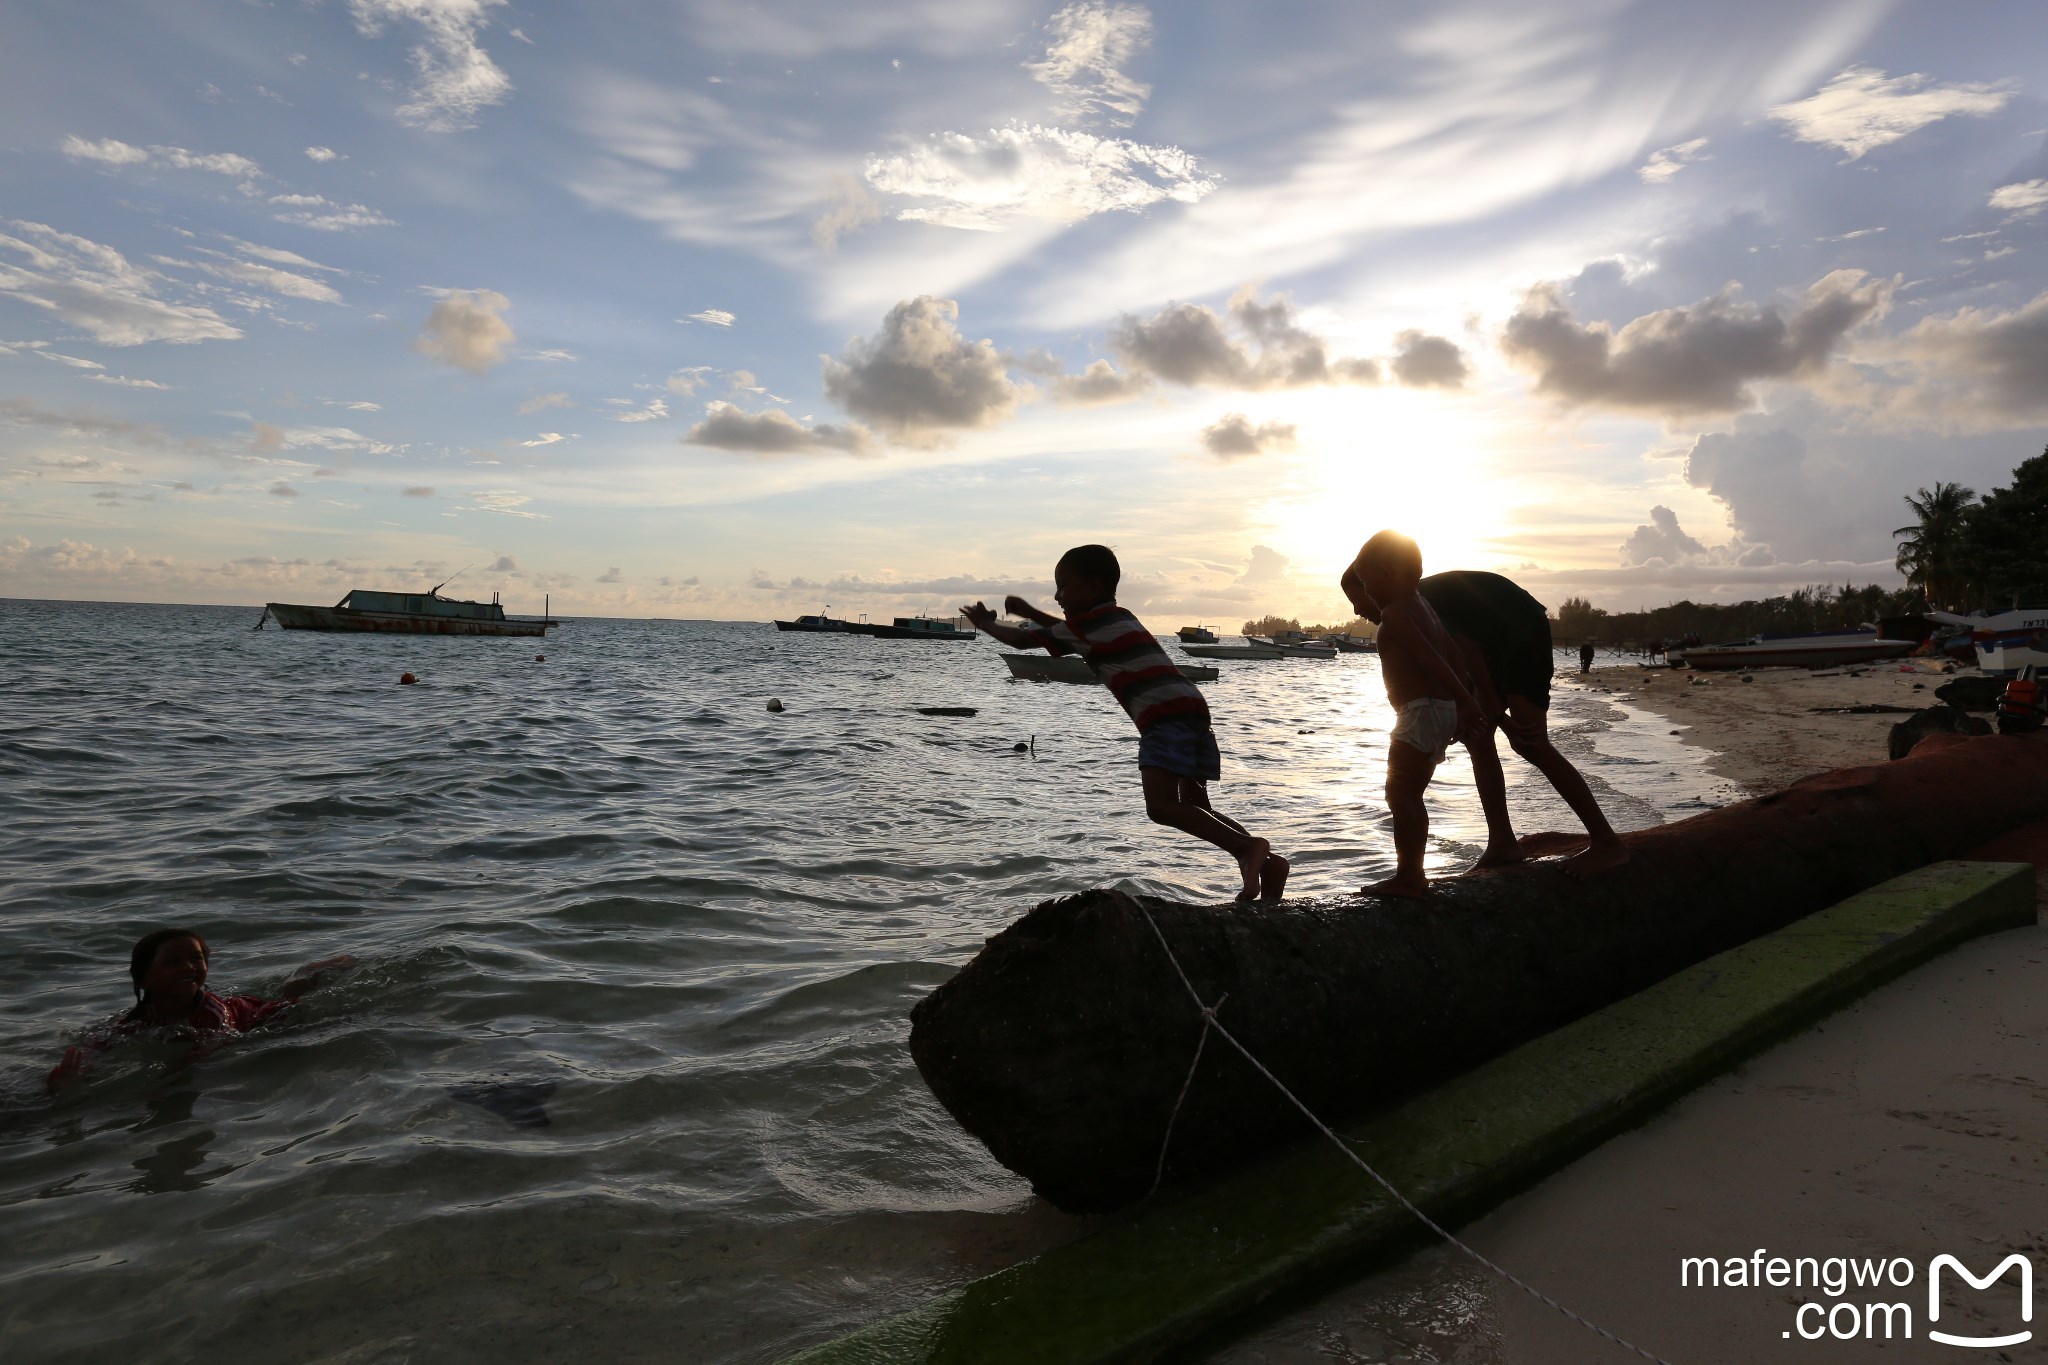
613;397;669;423
1638;137;1709;184
865;124;1214;230
0;221;242;345
1989;179;2048;218
1027;3;1154;129
1768;67;2016;161
62;135;260;178
682;308;736;326
348;0;513;131
268;193;396;231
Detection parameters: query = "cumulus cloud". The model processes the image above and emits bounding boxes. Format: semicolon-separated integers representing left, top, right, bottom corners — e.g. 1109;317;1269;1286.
1888;288;2048;422
682;308;735;326
516;391;571;414
1389;329;1469;389
1620;504;1773;568
821;296;1022;444
1768;67;2015;162
490;554;518;572
0;221;241;346
267;193;396;231
414;288;514;374
349;0;513;131
683;401;875;456
1638;137;1710;184
1989;179;2048;218
813;173;883;250
1106;287;1431;391
1027;3;1153;128
1500;270;1893;416
1051;358;1152;405
1200;413;1297;459
864;124;1214;231
62;136;260;178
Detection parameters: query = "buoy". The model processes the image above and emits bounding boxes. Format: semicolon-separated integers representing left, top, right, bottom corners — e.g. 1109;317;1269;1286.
766;698;785;713
535;654;545;662
1012;741;1028;752
399;672;417;685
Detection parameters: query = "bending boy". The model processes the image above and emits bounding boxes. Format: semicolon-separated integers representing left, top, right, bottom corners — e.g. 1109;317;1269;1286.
963;544;1288;901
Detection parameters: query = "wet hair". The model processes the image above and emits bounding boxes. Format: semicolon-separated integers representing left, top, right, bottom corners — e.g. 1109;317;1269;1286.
1356;530;1423;584
1056;544;1121;594
129;929;207;1005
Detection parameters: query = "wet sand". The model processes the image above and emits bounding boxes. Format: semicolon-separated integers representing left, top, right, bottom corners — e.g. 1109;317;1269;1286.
1212;672;2048;1365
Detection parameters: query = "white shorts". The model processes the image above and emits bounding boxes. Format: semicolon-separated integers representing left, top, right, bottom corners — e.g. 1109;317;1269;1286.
1392;697;1459;763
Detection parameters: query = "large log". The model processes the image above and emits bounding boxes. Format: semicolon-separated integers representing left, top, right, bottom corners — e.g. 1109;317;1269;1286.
910;733;2048;1213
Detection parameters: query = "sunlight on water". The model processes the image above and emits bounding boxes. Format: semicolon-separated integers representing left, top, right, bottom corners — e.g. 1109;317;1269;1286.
0;604;1715;1360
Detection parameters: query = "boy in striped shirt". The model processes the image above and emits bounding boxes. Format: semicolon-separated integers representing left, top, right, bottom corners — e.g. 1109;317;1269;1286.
963;544;1289;902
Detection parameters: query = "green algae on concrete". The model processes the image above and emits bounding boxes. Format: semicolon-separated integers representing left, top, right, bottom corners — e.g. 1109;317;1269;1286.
784;860;2036;1365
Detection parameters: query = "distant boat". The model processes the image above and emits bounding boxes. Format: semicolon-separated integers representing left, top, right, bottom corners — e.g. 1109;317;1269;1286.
1322;633;1377;653
1677;627;1914;671
261;585;555;637
1246;635;1339;659
850;615;977;641
775;610;853;633
1176;625;1219;644
1001;653;1219;684
1930;607;2048;675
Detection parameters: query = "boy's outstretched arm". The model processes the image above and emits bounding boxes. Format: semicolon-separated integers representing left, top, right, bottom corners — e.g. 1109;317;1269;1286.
961;600;1048;649
1004;595;1060;627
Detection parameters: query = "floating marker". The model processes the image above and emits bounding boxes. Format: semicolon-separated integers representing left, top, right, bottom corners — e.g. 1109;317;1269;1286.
766;698;785;713
400;672;417;685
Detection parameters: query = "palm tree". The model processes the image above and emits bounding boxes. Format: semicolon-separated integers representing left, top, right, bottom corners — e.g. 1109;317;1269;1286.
1893;482;1977;609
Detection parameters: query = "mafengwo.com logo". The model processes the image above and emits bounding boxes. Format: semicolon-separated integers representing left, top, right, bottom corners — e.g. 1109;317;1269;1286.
1680;1249;2032;1347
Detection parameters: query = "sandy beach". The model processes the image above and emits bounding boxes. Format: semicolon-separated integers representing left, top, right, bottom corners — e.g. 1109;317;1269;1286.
1217;668;2048;1364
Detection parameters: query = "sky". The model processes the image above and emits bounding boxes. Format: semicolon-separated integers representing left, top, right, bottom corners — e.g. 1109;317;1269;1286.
3;0;2047;625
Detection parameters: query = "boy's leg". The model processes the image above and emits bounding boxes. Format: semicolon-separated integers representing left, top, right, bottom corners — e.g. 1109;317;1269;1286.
1363;740;1436;899
1501;694;1629;875
1188;779;1290;899
1142;766;1270;901
1464;723;1528;867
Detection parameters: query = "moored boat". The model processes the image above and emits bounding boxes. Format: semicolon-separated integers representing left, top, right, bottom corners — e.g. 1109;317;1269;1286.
1245;635;1339;659
775;610;853;633
850;615;977;641
261;585;555;637
1176;625;1219;644
1322;633;1377;653
1677;627;1914;671
1184;642;1287;660
1930;607;2048;675
1001;653;1219;684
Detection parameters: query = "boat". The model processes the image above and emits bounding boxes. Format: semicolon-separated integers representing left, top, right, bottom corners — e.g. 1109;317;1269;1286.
1184;642;1287;660
1246;636;1339;659
1322;633;1377;654
1931;607;2048;675
849;614;977;641
260;585;555;637
775;610;853;633
1676;627;1915;671
1001;653;1219;684
1176;625;1219;644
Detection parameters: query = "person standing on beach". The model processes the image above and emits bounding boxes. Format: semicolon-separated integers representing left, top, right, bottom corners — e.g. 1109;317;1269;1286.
962;544;1289;902
1579;639;1597;673
1342;556;1629;878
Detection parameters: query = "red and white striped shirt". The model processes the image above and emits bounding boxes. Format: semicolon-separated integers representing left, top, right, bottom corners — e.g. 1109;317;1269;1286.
1017;604;1209;733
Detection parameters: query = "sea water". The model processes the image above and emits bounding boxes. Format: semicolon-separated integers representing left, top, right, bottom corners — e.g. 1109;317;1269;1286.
0;601;1726;1361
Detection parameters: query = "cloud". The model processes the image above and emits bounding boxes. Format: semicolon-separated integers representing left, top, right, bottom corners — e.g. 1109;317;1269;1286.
61;136;260;178
349;0;513;131
0;221;242;346
1989;179;2048;218
813;173;883;250
414;288;514;374
1767;67;2015;161
1638;137;1710;184
1106;287;1395;391
270;482;300;497
466;488;542;517
864;124;1214;230
490;554;518;571
683;401;875;456
1620;505;1772;568
1888;288;2048;422
38;351;102;369
1389;329;1468;389
664;367;714;396
88;374;171;390
250;423;400;456
402;485;436;496
597;567;624;584
520;432;566;446
1200;413;1297;459
185;254;344;304
682;308;735;326
820;296;1022;444
1500;269;1893;416
516;391;571;413
1051;358;1152;406
267;193;396;231
528;348;576;362
305;146;341;162
251;421;286;453
614;397;669;423
1027;3;1153;128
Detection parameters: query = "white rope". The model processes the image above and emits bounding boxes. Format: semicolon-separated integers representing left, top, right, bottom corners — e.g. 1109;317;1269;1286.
1148;990;1226;1198
1139;907;1677;1365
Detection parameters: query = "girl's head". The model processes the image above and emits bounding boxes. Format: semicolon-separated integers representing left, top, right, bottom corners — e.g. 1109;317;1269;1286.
129;929;209;1009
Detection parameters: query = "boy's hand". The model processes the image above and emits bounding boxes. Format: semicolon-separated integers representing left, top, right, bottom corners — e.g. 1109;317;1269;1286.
961;601;997;630
1003;595;1035;618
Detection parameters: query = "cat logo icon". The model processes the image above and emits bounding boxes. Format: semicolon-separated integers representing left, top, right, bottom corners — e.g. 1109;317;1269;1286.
1928;1254;2032;1349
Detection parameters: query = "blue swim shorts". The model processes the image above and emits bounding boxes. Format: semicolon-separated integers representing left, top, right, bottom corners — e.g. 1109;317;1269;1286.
1137;718;1222;782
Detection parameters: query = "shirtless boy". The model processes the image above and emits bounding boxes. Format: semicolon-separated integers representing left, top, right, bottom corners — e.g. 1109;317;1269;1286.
963;544;1288;901
1344;531;1482;899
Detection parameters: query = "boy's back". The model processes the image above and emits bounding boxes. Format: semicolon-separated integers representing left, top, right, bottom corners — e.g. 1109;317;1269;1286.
1016;603;1208;733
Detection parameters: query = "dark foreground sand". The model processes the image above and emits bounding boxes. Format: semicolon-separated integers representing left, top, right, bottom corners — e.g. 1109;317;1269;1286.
1212;676;2047;1364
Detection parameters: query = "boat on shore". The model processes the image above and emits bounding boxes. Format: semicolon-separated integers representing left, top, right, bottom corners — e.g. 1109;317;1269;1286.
849;615;977;641
774;610;853;633
1176;625;1219;644
261;586;556;637
1001;653;1219;684
1677;627;1914;671
1931;607;2048;675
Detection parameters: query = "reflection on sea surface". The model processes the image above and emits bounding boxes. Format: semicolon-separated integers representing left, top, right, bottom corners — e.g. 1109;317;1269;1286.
0;603;1718;1360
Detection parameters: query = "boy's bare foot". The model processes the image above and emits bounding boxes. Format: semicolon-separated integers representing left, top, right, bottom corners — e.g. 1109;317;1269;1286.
1563;837;1630;878
1360;873;1429;900
1233;838;1271;902
1473;843;1530;869
1258;853;1290;900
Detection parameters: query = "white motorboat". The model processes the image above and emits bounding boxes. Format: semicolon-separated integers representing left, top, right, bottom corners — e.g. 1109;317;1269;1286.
1930;608;2048;675
1000;654;1219;683
1246;635;1339;659
1676;627;1915;671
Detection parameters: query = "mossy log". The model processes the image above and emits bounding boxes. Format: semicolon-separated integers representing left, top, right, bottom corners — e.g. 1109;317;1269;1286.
909;733;2048;1213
